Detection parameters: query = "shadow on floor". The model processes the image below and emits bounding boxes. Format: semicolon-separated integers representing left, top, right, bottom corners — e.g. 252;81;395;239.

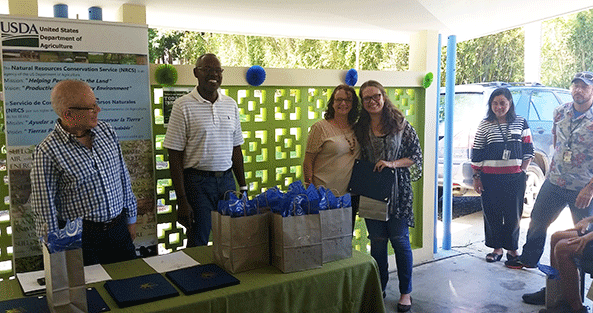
382;207;591;313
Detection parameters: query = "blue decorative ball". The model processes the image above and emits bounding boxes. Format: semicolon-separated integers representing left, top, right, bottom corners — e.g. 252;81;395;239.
345;68;358;86
246;65;266;86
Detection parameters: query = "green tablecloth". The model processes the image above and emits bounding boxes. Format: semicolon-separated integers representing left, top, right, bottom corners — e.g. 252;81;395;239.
1;247;385;313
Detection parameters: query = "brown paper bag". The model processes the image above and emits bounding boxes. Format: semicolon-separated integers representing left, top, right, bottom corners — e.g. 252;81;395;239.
271;211;322;273
545;276;561;309
212;210;270;273
358;196;389;221
43;244;87;313
320;206;353;263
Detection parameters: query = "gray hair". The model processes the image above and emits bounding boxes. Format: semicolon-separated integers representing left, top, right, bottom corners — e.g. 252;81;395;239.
50;80;92;117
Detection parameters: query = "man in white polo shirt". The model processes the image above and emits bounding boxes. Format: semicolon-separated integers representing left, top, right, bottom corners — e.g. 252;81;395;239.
163;53;247;247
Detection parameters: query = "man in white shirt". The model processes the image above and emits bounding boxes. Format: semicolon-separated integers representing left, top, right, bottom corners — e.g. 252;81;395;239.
163;53;247;247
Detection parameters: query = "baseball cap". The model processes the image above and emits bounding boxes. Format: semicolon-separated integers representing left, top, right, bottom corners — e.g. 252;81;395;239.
572;71;593;85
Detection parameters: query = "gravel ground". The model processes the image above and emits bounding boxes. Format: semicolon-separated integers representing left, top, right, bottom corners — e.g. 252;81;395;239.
437;196;482;220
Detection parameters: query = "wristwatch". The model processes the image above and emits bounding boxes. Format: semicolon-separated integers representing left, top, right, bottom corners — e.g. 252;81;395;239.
239;185;248;191
472;172;481;180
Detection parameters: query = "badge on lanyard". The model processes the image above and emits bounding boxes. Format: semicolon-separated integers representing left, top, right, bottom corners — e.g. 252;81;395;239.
502;149;511;160
563;150;572;163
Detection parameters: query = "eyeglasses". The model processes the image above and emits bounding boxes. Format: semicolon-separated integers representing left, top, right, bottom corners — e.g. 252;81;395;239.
334;98;352;104
575;72;593;80
362;94;382;104
69;103;99;113
196;67;224;74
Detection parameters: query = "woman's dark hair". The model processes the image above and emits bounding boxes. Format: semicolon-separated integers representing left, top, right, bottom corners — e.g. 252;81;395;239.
355;80;405;145
486;87;516;122
324;84;359;126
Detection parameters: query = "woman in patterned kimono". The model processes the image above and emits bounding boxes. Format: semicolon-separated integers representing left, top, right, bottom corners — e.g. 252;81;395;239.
354;80;422;313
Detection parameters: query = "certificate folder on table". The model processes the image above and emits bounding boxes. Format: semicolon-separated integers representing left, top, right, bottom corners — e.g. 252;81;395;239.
87;287;110;313
0;295;49;313
0;287;109;313
104;273;179;308
348;159;395;202
165;263;240;295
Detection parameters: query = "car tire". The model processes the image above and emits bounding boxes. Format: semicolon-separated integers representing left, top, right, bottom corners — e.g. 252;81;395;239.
522;164;544;218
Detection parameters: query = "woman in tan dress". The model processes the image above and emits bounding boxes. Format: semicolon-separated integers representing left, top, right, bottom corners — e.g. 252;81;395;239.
303;84;360;227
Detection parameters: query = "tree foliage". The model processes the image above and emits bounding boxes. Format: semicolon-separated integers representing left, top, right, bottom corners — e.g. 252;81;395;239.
541;17;575;88
148;8;593;89
542;9;593;88
149;29;186;64
149;29;408;71
443;28;524;85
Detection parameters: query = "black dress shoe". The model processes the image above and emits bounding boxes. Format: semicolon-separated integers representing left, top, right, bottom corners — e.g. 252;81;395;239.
523;287;545;305
397;297;412;312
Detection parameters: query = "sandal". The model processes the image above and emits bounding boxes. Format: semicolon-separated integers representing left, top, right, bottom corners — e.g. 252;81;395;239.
507;253;519;262
486;253;503;263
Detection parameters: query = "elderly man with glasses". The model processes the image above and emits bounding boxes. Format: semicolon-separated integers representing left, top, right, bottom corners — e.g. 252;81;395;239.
31;79;138;266
504;72;593;312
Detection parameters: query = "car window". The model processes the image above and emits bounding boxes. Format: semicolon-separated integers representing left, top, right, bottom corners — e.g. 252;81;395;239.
510;90;521;106
510;90;528;117
438;93;485;125
556;91;573;105
529;91;558;121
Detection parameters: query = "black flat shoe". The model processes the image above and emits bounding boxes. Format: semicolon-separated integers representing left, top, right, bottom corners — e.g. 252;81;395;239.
397;297;412;312
486;252;503;262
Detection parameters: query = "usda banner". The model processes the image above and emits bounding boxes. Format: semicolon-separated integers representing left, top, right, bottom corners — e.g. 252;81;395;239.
0;15;157;272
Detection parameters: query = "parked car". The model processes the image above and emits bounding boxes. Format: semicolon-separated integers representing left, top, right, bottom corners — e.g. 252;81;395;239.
438;82;573;217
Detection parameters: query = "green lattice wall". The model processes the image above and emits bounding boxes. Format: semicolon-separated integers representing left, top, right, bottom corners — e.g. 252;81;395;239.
151;85;425;255
0;83;425;280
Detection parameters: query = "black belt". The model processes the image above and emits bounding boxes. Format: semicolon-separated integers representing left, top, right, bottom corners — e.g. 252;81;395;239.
83;212;124;232
187;168;231;178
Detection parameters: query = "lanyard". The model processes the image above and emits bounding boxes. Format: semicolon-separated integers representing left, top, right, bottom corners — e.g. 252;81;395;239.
496;120;509;150
565;114;585;149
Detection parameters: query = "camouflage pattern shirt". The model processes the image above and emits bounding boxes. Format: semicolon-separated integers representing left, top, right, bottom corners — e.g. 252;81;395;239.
548;102;593;191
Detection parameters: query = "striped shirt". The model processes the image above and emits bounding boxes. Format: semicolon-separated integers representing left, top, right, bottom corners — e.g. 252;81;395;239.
31;120;137;239
163;87;244;171
471;116;534;174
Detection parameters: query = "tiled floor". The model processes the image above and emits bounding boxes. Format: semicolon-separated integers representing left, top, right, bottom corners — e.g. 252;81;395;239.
382;207;592;313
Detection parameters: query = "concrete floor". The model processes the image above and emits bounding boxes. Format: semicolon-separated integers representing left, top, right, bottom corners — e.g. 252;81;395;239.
382;207;592;313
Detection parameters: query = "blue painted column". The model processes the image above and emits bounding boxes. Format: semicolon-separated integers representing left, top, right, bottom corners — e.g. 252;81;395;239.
434;34;442;254
442;35;457;250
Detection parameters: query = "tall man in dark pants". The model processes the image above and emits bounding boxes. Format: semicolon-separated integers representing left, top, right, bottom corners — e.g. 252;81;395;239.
505;72;593;307
163;53;247;247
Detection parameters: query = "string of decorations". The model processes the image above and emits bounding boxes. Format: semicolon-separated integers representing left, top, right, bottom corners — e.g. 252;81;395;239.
153;64;433;90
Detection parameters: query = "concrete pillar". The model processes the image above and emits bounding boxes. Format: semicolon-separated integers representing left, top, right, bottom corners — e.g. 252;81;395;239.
117;3;146;25
524;21;542;83
8;0;37;16
409;30;439;73
409;30;440;263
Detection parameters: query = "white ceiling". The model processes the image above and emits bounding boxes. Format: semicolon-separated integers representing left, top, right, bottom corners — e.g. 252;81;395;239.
5;0;593;43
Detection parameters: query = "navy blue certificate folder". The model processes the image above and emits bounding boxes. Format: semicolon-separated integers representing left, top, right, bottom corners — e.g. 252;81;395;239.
0;295;49;313
104;273;179;308
0;287;109;313
348;159;395;202
165;263;240;295
87;287;110;312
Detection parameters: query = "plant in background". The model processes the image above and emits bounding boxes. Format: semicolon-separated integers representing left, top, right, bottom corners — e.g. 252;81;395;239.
154;64;178;87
